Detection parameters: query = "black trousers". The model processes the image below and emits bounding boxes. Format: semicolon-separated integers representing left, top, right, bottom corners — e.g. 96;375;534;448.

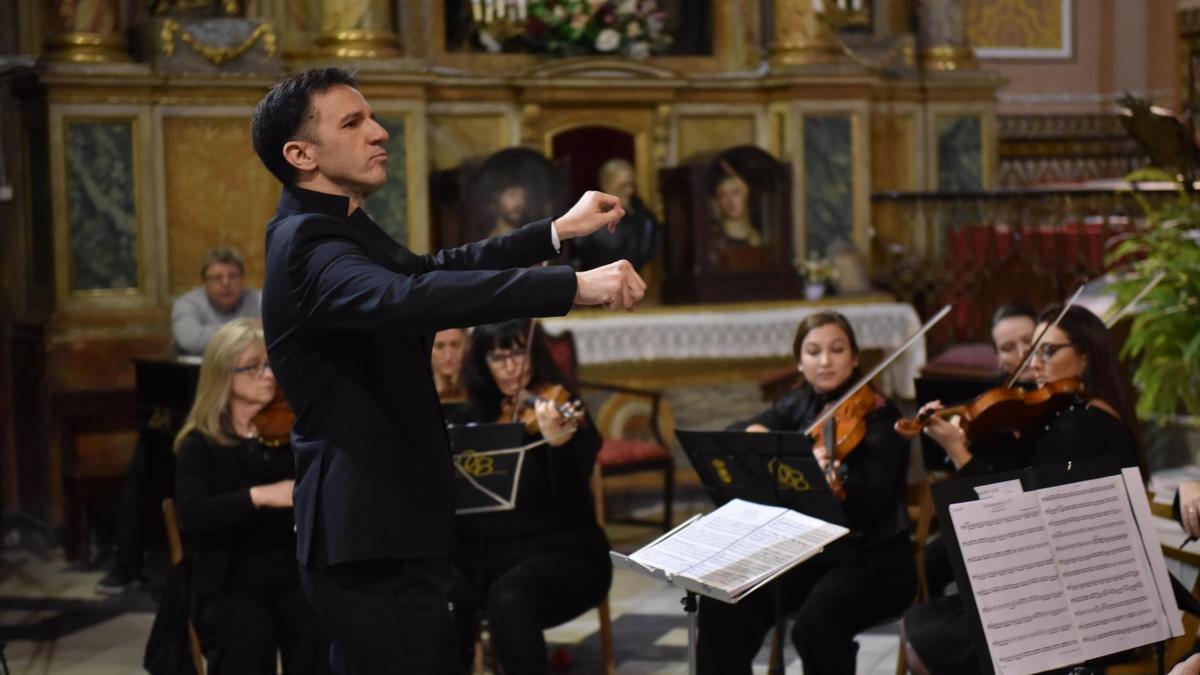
192;565;329;675
452;529;612;675
697;533;916;675
299;557;462;675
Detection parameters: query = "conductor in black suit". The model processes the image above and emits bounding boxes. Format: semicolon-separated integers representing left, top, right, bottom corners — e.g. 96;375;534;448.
250;67;645;675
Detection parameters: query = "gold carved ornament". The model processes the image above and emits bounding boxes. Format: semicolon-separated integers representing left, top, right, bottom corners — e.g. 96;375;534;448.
160;18;276;66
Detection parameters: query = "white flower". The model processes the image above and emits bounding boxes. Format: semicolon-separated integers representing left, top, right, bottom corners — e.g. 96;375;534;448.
616;0;637;13
595;27;621;52
553;5;566;19
625;21;643;38
628;40;650;59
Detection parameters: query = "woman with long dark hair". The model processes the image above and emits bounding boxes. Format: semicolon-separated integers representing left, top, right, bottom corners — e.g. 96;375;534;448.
697;311;916;675
903;305;1143;675
450;320;612;674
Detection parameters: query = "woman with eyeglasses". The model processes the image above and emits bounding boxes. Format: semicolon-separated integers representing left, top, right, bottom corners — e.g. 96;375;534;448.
173;318;329;675
448;319;612;674
902;305;1142;675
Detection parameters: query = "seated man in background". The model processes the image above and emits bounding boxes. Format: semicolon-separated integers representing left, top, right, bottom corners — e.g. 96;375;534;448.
172;247;262;356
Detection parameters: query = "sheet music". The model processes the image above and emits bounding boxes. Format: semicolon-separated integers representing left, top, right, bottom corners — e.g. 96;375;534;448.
950;493;1083;675
1040;475;1171;657
627;498;848;600
628;499;786;576
683;510;845;598
950;474;1177;675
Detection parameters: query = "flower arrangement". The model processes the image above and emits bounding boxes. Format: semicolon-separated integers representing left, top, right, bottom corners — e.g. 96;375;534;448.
800;252;836;284
473;0;672;58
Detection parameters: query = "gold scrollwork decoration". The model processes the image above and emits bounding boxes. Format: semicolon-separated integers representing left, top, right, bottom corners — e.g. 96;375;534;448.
711;458;733;485
767;459;812;492
160;18;276;66
456;451;496;478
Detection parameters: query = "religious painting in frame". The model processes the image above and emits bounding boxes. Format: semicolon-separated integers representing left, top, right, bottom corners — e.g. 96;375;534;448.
966;0;1072;59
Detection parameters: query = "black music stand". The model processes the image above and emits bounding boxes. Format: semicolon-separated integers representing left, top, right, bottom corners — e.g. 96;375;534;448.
676;429;848;674
446;422;527;514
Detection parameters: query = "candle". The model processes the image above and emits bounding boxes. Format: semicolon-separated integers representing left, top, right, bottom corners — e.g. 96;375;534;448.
471;0;482;22
517;0;527;20
497;0;506;19
484;0;494;23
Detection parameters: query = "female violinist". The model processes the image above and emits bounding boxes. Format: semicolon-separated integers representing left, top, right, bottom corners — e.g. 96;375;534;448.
449;320;612;674
697;311;916;675
903;305;1143;675
172;319;329;675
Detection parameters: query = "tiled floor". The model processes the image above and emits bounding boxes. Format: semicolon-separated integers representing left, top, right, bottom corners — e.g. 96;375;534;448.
1;524;903;675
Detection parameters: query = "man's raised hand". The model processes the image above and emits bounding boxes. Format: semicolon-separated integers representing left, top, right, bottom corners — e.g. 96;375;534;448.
574;260;646;312
555;191;625;240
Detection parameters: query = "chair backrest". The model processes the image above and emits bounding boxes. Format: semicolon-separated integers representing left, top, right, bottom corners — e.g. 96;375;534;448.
908;478;937;604
541;329;580;388
162;498;185;566
590;463;606;528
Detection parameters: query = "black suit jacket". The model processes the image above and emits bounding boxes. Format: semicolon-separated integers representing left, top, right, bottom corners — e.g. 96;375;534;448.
262;185;577;566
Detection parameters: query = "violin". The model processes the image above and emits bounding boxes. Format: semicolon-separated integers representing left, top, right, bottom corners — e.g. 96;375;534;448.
894;285;1088;443
894;376;1083;442
252;389;295;447
498;383;586;436
801;305;953;501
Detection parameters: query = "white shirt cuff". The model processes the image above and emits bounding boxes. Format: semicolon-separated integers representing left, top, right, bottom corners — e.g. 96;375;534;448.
550;219;561;253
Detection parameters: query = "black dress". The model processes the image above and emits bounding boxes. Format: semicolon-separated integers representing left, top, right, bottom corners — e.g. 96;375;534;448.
903;397;1140;675
174;431;329;675
449;395;613;675
696;385;917;675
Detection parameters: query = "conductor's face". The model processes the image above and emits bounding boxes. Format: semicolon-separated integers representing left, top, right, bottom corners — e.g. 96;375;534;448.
301;84;390;199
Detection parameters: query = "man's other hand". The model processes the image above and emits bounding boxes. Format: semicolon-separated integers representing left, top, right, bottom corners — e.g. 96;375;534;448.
555;191;625;240
574;260;646;311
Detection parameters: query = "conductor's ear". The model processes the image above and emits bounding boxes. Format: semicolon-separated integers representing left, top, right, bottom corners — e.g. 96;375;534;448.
282;140;317;175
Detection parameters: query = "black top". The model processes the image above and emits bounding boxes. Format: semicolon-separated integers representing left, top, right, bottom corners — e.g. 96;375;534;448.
735;385;911;549
262;185;577;566
958;394;1140;478
451;391;607;548
174;430;295;598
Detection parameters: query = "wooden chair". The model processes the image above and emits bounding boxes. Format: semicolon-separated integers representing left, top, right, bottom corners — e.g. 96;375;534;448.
542;329;675;531
472;466;616;674
162;498;205;675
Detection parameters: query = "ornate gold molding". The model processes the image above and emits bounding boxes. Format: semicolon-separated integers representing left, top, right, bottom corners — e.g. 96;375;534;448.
769;0;843;68
160;18;277;65
45;32;132;63
314;29;400;59
920;44;975;71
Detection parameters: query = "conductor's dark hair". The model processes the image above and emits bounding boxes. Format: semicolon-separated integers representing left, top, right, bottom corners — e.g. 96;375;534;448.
991;303;1036;328
251;68;358;185
459;320;570;423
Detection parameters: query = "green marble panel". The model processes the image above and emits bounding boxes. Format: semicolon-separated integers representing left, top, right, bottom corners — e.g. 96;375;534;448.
936;115;982;192
366;116;408;245
803;115;854;258
66;121;138;291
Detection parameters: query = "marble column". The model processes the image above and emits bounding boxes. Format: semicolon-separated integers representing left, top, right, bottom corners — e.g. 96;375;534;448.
316;0;399;58
44;0;130;63
915;0;975;71
769;0;843;68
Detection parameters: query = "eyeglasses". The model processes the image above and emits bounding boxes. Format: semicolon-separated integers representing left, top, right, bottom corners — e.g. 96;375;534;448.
1033;342;1074;361
485;350;527;366
231;361;271;376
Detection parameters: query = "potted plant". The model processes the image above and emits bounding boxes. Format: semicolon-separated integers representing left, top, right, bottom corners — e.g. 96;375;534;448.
1106;169;1200;421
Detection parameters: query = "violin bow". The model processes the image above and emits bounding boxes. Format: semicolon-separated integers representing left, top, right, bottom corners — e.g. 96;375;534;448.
508;317;540;423
804;304;952;436
1005;284;1085;389
1103;271;1166;329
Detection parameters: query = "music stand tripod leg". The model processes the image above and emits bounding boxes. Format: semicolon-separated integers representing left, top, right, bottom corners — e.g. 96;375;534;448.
683;591;698;675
